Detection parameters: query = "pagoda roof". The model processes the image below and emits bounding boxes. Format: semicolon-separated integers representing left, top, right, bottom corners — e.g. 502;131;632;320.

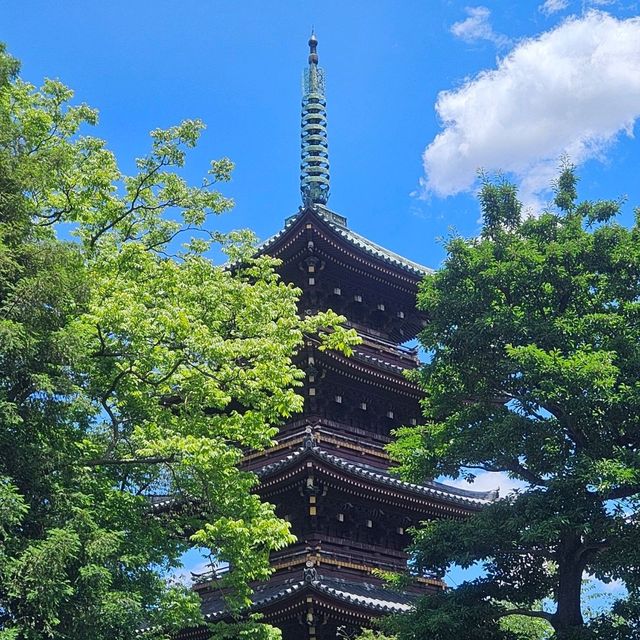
148;443;497;517
257;440;498;507
260;205;433;279
201;574;414;622
316;339;422;397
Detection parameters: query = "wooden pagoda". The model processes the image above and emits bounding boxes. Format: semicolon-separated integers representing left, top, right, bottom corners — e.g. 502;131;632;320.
182;34;497;640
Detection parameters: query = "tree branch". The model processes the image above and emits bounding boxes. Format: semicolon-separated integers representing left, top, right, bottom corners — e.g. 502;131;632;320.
88;157;169;248
575;541;610;562
501;392;589;452
84;455;176;467
601;485;640;500
464;461;546;487
497;608;554;623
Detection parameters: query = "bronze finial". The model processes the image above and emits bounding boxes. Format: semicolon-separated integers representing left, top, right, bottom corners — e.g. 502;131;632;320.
300;32;330;206
308;29;318;65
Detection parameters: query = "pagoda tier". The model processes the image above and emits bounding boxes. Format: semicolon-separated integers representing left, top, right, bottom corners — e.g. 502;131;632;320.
255;433;495;553
297;336;423;440
188;205;496;639
261;205;431;343
184;571;419;640
188;430;495;640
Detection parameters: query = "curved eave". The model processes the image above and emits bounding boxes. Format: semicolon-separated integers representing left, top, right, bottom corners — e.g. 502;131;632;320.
317;343;422;398
153;577;418;638
147;495;187;515
257;444;498;510
259;206;432;288
201;578;415;625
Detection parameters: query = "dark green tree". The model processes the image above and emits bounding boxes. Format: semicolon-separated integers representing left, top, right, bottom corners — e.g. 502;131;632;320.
0;45;357;640
387;167;640;639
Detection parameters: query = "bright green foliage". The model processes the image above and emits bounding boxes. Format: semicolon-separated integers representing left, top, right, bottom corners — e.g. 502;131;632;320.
0;44;358;639
351;630;398;640
388;165;640;639
205;615;282;640
498;606;553;640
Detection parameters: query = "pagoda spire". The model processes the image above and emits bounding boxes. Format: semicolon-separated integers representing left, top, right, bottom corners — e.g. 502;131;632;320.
300;30;330;206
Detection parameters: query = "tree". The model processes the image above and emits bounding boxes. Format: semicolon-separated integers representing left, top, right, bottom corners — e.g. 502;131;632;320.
387;166;640;639
0;45;358;639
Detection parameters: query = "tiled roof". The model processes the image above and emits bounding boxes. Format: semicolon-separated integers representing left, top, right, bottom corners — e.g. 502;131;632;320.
147;494;194;514
259;205;433;278
147;495;178;513
148;443;497;517
147;496;176;510
352;350;408;374
257;441;498;506
201;575;415;621
317;576;414;613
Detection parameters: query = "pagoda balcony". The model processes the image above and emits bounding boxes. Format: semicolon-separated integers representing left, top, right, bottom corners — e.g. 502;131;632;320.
269;537;442;589
269;539;408;573
189;540;443;593
352;343;419;375
242;417;393;473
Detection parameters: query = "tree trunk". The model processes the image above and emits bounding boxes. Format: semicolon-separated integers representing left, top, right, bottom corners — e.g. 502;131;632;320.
554;534;585;639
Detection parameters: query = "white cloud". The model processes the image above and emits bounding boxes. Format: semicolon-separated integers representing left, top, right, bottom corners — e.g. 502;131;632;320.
451;6;510;47
539;0;569;15
423;11;640;209
584;573;628;595
594;577;627;594
446;470;526;498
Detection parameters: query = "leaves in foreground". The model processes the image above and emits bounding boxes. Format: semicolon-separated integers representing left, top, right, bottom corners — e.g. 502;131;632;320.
0;43;358;639
387;164;639;639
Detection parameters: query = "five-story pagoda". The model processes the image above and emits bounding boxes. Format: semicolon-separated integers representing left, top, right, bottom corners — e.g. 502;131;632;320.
190;33;496;640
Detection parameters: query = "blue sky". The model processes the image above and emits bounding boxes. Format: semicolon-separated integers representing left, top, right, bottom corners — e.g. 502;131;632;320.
3;0;638;597
4;0;640;271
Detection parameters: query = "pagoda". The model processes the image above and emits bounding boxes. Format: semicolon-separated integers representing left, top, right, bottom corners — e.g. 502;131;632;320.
190;33;496;640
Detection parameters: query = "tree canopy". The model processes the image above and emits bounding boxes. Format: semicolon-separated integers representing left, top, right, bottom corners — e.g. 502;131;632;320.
387;166;640;639
0;44;357;640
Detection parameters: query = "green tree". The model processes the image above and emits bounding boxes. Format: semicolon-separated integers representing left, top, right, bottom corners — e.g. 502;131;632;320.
0;45;357;640
387;166;639;639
